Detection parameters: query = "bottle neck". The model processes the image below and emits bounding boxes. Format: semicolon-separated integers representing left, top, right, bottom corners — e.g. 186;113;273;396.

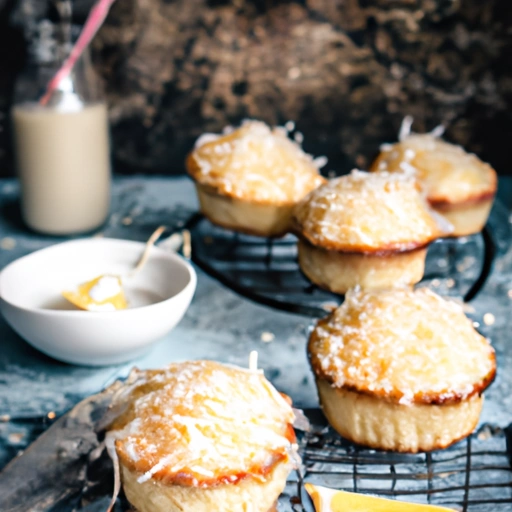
14;2;105;107
16;42;104;107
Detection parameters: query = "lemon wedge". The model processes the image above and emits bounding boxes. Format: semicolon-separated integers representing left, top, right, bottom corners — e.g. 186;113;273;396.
63;274;128;311
305;484;456;512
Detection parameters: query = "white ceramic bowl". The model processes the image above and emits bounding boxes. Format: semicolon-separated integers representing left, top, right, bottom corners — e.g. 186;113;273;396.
0;238;196;366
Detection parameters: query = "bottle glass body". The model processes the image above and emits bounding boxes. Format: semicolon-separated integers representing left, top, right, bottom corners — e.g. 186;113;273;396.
12;44;111;235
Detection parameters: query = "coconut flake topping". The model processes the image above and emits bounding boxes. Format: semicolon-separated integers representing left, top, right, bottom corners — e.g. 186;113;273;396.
188;120;326;204
309;288;495;405
106;360;297;486
294;170;451;251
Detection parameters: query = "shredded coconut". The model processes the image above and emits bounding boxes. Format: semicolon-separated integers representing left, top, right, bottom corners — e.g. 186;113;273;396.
430;124;445;138
88;276;121;302
106;361;297;485
398;115;414;141
188;120;325;204
309;288;495;404
293;170;451;251
372;133;496;203
284;120;295;132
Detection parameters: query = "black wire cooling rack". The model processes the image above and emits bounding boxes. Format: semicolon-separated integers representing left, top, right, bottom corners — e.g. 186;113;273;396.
188;200;511;316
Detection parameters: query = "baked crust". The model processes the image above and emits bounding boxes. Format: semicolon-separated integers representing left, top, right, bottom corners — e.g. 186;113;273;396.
292;170;451;254
430;197;494;237
370;134;497;206
297;238;427;294
308;288;496;406
186;120;326;206
106;361;297;488
120;458;290;512
196;183;294;237
315;379;483;453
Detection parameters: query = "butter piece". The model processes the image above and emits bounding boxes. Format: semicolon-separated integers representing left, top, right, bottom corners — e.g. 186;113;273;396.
63;274;128;311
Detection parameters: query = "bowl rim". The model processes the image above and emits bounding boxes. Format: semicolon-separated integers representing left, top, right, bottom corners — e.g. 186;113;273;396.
0;237;197;317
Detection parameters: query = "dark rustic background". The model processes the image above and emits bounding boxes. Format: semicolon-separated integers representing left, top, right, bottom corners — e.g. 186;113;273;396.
0;0;511;177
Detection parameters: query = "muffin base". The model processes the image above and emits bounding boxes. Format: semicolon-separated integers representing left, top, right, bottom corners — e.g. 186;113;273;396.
432;197;493;237
121;460;290;512
196;183;293;237
297;239;426;294
316;379;482;453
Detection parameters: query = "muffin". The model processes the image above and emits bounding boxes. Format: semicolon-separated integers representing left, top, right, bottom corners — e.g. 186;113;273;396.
186;120;326;237
308;288;496;453
292;170;451;294
105;360;298;512
370;132;497;236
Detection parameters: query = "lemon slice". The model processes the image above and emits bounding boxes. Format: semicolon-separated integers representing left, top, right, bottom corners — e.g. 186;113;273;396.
305;484;456;512
63;274;128;311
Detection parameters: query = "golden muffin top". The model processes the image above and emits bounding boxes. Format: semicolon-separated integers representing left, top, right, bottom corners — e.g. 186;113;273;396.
370;134;497;205
309;288;496;405
186;120;326;205
106;360;297;488
293;170;451;253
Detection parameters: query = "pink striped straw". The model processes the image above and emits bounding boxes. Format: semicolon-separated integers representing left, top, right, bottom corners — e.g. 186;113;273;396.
39;0;116;106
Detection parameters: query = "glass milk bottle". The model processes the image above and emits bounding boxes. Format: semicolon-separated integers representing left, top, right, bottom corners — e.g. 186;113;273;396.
11;28;111;235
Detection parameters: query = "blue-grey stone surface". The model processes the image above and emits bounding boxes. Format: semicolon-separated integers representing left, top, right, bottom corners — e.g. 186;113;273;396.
0;176;511;474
